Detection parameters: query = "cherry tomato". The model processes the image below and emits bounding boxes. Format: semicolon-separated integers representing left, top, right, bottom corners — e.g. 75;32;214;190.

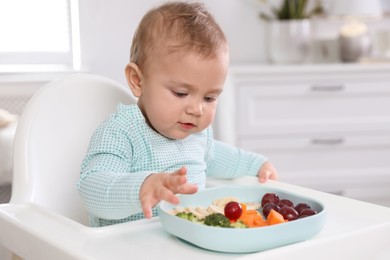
224;201;242;221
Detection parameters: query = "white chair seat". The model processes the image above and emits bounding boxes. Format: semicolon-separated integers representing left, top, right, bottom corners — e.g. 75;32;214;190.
0;73;136;259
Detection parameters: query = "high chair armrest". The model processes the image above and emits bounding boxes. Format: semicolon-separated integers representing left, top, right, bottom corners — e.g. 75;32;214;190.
0;203;94;259
0;202;163;260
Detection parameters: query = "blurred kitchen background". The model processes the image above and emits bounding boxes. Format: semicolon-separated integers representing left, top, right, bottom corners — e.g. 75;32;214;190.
1;0;390;207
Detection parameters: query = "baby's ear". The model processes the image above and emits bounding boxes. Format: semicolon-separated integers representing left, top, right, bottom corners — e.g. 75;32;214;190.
125;63;143;97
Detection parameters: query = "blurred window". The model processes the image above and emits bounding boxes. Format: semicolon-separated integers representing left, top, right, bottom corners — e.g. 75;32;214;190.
0;0;80;72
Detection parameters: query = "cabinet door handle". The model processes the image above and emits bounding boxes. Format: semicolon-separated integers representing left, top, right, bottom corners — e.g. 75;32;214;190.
311;138;345;145
310;85;345;92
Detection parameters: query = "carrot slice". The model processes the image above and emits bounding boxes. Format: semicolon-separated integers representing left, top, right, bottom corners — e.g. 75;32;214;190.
253;215;268;227
267;209;285;225
245;210;258;215
240;203;247;214
239;209;268;227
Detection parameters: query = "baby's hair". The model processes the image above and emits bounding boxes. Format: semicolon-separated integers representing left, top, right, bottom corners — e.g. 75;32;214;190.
130;1;228;69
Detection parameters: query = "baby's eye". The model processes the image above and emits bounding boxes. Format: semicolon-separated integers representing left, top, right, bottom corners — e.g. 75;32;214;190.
204;96;217;103
172;91;188;97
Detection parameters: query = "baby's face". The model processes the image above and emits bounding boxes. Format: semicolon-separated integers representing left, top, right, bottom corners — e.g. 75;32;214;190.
138;49;229;139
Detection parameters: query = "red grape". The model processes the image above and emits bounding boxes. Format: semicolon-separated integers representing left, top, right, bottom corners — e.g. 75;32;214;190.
260;192;317;222
224;201;242;221
299;208;317;218
277;199;294;208
279;206;299;221
294;203;311;215
262;202;281;218
261;193;280;207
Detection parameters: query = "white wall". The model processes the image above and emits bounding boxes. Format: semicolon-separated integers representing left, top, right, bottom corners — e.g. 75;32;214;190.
78;0;268;86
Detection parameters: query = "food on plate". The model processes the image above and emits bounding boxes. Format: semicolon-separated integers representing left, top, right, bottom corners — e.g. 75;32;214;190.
267;209;285;225
238;204;268;227
294;203;312;215
299;208;317;218
279;206;299;221
171;191;317;228
224;201;242;221
175;212;201;223
261;192;280;207
204;213;232;227
261;202;281;218
277;199;294;208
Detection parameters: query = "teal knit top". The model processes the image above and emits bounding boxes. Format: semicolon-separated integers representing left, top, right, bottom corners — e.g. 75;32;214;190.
77;104;267;227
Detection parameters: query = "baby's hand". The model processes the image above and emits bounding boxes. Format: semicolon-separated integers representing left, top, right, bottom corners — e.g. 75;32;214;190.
257;161;279;183
139;166;198;218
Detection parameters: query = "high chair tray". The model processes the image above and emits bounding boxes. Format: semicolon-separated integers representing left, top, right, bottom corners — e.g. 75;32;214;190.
1;178;390;259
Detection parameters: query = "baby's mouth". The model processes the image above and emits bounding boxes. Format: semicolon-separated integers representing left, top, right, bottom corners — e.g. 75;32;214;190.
180;122;196;130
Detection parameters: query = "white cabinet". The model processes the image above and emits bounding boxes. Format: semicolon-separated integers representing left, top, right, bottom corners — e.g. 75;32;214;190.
215;64;390;207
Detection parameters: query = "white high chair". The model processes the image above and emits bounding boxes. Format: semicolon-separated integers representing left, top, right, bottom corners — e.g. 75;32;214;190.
0;74;136;259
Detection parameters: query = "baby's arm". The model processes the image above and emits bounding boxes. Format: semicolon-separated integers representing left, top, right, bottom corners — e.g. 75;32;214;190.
206;140;279;182
78;153;151;220
139;166;198;218
78;122;152;220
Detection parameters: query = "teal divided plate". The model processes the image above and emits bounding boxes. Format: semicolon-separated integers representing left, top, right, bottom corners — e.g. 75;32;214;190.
158;185;326;253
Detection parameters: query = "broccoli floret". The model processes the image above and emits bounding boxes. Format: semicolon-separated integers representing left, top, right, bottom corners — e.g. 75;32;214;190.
175;212;189;220
187;213;200;222
230;220;248;228
175;212;200;222
203;213;231;228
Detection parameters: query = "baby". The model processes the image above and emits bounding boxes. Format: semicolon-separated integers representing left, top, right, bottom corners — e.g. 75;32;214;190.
77;1;278;227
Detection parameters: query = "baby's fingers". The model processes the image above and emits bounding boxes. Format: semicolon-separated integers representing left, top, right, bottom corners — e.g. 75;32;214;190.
177;183;198;195
158;188;180;205
258;168;278;183
141;201;153;219
166;166;188;190
259;170;272;183
140;188;179;218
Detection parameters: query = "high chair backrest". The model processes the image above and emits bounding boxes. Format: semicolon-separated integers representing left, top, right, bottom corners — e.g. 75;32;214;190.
10;74;136;225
